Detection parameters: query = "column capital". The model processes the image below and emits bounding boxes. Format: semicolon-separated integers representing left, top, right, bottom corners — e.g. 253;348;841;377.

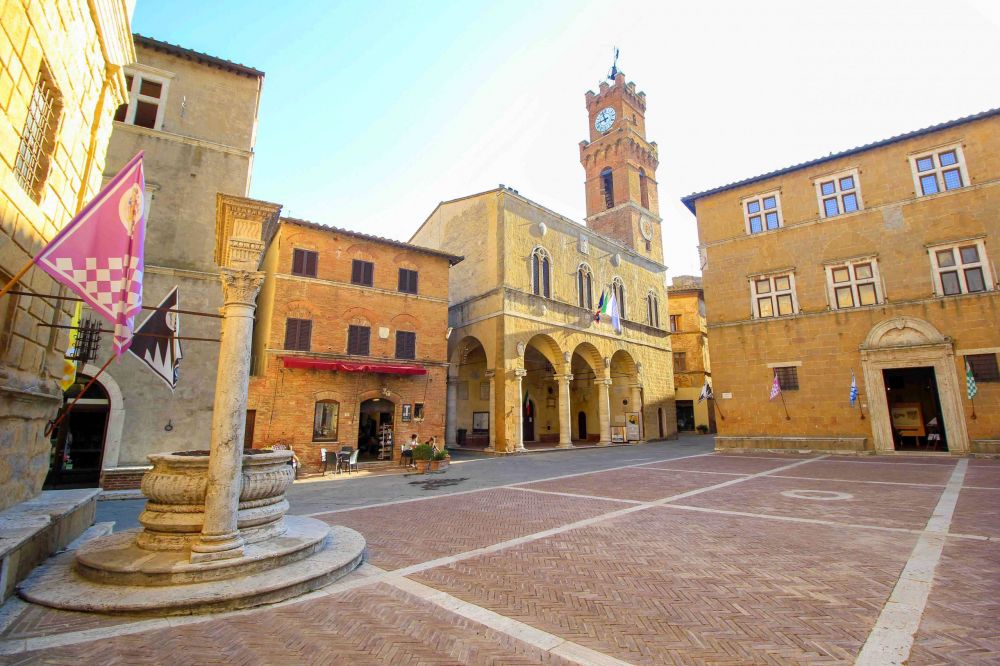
219;269;265;307
485;369;496;378
600;377;614;386
514;368;528;378
557;373;574;383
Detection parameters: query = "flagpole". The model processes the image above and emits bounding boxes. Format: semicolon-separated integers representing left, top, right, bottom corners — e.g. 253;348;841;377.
971;395;977;420
714;399;725;420
4;289;224;319
37;322;220;343
0;259;36;300
44;354;115;437
778;389;790;420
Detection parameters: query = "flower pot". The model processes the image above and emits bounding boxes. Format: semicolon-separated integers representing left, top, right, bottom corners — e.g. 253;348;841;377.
415;460;430;474
429;460;440;471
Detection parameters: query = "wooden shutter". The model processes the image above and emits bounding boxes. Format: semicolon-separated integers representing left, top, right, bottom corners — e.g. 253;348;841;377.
396;331;415;359
348;325;371;355
297;320;312;351
398;269;406;292
351;260;362;284
363;262;373;286
304;251;317;277
284;319;298;349
292;249;304;275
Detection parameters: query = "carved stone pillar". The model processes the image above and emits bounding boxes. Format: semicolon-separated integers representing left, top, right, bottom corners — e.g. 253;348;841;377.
190;268;265;563
598;377;613;446
445;376;458;447
514;368;527;453
557;373;573;448
485;369;497;452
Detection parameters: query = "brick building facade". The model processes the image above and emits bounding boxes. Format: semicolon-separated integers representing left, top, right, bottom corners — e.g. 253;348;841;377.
667;276;715;433
682;109;1000;455
247;219;461;474
0;1;133;509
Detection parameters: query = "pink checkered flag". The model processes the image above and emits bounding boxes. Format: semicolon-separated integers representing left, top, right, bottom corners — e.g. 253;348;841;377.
769;373;781;401
36;152;146;355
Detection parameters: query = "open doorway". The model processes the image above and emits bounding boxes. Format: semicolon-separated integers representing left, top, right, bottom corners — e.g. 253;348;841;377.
522;397;536;442
45;374;110;489
358;398;395;462
675;400;695;431
883;367;947;451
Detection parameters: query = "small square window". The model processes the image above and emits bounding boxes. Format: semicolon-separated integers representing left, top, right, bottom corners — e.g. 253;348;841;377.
774;276;790;291
842;193;858;213
936;249;956;268
858;283;877;305
920;174;939;195
959;246;980;263
854;263;873;280
942;169;963;190
916;156;934;172
824;198;839;217
763;196;776;210
965;267;986;292
774;366;799;391
939;150;958;167
747;200;760;214
967;354;1000;382
776;294;793;315
765;212;779;229
827;259;881;310
755;279;771;294
820;181;836;196
743;192;782;234
758;298;774;317
839;176;854;190
941;271;961;295
832;267;850;283
835;286;854;308
752;273;796;318
749;216;762;233
815;169;862;218
414;403;425;419
913;146;968;197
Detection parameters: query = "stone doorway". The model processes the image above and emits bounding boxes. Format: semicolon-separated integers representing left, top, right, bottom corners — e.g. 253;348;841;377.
45;374;110;489
676;400;695;431
522;398;536;442
860;316;969;454
883;367;947;451
358;398;394;462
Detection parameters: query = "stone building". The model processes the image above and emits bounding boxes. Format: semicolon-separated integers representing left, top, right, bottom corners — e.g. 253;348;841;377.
668;275;714;433
411;73;674;452
0;0;133;598
45;35;265;490
247;219;461;474
682;109;1000;455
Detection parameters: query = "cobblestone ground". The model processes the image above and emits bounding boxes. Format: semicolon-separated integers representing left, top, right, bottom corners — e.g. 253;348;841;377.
1;444;997;665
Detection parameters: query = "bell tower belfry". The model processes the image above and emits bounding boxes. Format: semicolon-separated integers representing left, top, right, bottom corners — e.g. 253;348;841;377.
579;72;662;262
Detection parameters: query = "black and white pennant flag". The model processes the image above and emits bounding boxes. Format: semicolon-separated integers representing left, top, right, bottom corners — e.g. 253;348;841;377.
128;286;183;390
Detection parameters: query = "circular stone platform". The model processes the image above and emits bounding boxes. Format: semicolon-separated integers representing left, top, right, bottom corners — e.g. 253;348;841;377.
18;517;365;616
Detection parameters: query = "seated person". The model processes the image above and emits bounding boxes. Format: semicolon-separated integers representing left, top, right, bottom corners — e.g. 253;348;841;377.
400;433;418;467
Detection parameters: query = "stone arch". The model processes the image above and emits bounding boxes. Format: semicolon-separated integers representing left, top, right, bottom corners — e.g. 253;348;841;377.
523;333;563;368
863;316;947;350
569;341;604;442
447;335;493;449
83;363;124;470
572;341;604;375
610;349;642;440
284;299;319;320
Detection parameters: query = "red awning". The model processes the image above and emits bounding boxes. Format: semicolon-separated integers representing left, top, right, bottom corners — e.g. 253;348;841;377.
281;357;427;375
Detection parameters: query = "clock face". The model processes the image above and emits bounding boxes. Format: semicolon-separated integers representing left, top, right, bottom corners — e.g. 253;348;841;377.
595;107;616;132
640;218;653;241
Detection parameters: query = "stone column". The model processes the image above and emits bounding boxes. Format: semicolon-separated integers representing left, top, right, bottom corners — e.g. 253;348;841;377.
557;373;573;448
190;268;265;563
597;377;613;446
514;368;527;452
445;376;458;447
485;369;497;452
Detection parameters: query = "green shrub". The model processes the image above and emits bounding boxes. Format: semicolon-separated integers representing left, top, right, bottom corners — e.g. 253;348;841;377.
432;448;448;461
411;443;435;461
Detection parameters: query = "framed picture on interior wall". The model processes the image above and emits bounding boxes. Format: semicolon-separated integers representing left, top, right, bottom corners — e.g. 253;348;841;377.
479;381;490;401
401;404;412;422
611;426;626;443
625;412;641;441
472;411;489;433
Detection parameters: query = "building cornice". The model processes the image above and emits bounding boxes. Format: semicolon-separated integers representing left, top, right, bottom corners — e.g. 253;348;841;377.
111;122;255;158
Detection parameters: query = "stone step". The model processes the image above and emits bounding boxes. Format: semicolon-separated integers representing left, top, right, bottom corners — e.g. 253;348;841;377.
65;522;115;551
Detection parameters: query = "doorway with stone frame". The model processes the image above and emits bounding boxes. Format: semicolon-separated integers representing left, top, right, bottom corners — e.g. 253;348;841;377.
860;316;969;455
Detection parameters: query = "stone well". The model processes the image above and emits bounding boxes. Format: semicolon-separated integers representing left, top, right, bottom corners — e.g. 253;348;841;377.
137;450;293;551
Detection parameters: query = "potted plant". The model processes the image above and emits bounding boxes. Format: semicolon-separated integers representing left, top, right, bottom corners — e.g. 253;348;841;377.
696;424;709;434
411;443;434;473
431;447;448;471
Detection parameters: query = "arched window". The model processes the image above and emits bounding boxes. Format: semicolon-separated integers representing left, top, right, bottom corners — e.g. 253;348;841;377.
600;167;614;209
313;400;340;442
612;277;626;320
577;263;593;309
531;247;551;298
639;168;649;209
647;290;659;327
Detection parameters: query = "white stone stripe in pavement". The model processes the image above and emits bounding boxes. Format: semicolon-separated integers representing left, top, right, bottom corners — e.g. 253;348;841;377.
855;459;967;666
384;574;633;666
508;486;643;504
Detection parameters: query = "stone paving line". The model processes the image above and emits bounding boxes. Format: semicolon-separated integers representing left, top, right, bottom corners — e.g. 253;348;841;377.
856;459;969;666
2;452;982;665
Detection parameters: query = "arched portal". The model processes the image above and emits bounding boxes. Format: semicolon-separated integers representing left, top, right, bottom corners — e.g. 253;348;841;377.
521;334;563;445
860;316;969;454
449;336;491;449
45;373;111;489
570;342;603;443
610;349;641;442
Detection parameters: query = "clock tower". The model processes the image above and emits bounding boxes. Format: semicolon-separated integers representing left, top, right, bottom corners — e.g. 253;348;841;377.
579;72;662;263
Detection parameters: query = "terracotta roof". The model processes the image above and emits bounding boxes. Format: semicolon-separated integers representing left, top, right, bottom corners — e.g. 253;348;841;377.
133;34;264;78
281;217;464;265
680;107;1000;214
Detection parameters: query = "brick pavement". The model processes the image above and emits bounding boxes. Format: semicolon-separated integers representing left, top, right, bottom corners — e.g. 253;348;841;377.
1;451;996;665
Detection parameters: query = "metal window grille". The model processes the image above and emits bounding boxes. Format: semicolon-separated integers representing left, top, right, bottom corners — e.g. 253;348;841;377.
15;71;57;199
773;366;799;391
968;353;999;382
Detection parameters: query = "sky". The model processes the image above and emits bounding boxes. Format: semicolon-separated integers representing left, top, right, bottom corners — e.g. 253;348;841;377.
132;0;1000;278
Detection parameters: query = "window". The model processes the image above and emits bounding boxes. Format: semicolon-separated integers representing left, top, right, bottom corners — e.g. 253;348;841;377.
114;69;169;130
967;354;999;382
395;331;416;359
15;65;60;201
669;314;681;332
577;264;593;309
816;170;862;218
284;318;312;351
929;240;992;296
910;146;968;196
531;247;551;298
398;268;418;294
639;168;650;209
743;191;782;234
351;260;374;286
291;249;318;277
673;352;687;372
826;259;881;309
414;403;425;419
612;277;627;320
600;167;614;209
347;325;371;355
773;366;799;391
647;291;660;327
751;273;797;318
313;401;340;441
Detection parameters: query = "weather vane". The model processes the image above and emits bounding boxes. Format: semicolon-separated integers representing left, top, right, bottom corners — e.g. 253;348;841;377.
607;47;620;81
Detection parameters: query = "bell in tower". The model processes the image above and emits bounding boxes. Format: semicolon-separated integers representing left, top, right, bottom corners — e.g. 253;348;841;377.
579;68;662;262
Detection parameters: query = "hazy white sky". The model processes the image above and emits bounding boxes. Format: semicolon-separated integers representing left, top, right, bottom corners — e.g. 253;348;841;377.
135;0;1000;277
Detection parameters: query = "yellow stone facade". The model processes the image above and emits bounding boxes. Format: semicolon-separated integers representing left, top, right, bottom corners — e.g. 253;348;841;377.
0;0;133;509
667;276;715;433
683;110;1000;455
